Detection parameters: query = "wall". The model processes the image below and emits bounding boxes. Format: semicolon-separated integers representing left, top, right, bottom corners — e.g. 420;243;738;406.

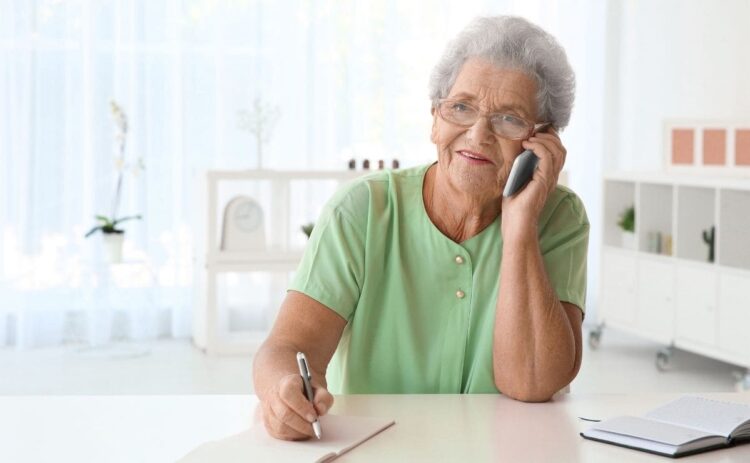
581;0;750;326
606;0;750;172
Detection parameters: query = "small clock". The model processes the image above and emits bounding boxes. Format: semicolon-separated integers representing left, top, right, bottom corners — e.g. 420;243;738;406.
233;200;263;232
221;196;266;251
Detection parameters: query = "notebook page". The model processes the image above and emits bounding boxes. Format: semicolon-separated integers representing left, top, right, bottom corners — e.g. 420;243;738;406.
588;416;718;446
645;396;750;437
178;414;395;463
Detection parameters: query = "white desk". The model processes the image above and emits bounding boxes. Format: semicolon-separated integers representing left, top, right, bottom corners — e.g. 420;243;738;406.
2;392;749;462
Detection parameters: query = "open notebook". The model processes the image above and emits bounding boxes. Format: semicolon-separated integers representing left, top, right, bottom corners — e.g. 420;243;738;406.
581;396;750;458
178;414;395;463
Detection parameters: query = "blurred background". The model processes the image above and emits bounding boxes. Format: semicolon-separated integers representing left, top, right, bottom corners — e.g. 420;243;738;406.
1;0;749;395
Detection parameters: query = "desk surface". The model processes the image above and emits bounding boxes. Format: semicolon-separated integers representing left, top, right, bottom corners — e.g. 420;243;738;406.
2;392;749;462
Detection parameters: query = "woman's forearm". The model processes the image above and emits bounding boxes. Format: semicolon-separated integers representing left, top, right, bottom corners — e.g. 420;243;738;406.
492;230;578;402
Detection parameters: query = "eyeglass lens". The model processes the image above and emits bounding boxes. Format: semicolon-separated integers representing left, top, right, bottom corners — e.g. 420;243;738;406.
440;100;531;139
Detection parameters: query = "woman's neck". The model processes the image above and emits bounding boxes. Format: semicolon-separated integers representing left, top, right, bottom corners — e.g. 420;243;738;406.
423;164;501;243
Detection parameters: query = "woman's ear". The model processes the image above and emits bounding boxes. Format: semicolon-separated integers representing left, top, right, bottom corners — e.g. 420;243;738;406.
430;107;438;144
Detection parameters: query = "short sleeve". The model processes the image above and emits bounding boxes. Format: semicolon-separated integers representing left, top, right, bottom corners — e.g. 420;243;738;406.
287;191;367;321
538;189;590;314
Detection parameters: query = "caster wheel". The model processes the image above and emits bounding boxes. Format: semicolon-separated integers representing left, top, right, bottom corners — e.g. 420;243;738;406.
588;330;602;350
733;371;750;392
656;350;671;372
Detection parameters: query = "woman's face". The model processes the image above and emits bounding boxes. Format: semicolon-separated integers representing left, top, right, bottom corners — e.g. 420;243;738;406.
430;57;538;201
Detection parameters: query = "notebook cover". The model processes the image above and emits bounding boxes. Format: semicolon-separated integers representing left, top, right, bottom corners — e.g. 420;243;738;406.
580;432;734;459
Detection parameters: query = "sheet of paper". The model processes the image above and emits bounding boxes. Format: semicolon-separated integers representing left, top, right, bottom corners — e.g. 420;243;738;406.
588;415;716;446
645;396;750;437
177;414;395;463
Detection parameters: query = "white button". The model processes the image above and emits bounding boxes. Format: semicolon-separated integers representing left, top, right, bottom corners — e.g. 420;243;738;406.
456;290;465;299
455;255;464;264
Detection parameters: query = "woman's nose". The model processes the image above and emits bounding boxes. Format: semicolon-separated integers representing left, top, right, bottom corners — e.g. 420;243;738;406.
466;116;495;145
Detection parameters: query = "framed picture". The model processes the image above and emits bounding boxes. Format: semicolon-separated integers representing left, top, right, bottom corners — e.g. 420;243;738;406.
664;120;750;175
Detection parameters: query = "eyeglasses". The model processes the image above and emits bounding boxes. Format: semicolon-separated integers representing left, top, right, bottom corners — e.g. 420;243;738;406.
436;99;549;140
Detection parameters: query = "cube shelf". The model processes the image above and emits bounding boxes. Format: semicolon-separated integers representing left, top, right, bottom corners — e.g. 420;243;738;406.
598;172;750;370
194;169;364;354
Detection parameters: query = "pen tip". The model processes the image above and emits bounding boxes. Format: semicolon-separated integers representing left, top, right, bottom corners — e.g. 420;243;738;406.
313;421;322;439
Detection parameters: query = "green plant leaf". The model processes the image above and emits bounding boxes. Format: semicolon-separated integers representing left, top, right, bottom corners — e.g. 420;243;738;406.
301;222;315;238
111;215;142;227
95;215;114;226
617;206;635;232
85;225;104;238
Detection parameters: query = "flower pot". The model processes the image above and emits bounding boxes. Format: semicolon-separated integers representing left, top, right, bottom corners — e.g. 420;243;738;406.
102;232;125;263
621;231;635;250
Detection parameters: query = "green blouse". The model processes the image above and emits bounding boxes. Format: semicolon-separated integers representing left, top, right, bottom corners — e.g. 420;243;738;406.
289;163;589;394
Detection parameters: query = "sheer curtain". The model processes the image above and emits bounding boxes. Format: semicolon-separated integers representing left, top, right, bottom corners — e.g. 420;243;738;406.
0;0;606;348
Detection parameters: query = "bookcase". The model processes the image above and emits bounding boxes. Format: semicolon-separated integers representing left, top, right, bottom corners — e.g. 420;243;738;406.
193;169;363;354
594;172;750;386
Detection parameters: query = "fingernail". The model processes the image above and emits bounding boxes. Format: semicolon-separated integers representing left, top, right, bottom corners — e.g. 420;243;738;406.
306;414;316;423
318;404;328;414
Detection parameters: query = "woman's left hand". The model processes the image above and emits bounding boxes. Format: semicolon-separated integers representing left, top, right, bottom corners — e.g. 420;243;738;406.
501;128;566;238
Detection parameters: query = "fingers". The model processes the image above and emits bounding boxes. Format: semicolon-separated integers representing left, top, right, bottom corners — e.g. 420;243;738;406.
533;129;567;171
261;374;319;441
278;374;319;423
270;396;317;438
263;401;314;440
313;385;334;416
260;374;336;441
522;132;566;188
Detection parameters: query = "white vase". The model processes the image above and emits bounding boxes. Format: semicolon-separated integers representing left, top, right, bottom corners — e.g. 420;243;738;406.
0;311;8;347
102;233;125;263
86;308;113;347
621;231;635;250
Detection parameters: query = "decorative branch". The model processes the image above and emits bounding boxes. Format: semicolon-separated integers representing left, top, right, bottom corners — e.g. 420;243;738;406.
237;98;281;169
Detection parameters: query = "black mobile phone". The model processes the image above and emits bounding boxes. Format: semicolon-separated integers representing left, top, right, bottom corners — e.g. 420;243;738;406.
502;123;553;198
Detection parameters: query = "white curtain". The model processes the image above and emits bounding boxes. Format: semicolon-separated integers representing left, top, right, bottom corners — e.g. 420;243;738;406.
0;0;606;348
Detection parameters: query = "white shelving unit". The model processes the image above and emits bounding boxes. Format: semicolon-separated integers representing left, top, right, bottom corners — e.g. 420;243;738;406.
194;169;363;355
593;172;750;384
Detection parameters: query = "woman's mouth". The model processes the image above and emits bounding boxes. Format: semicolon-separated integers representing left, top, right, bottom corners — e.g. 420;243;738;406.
457;150;493;165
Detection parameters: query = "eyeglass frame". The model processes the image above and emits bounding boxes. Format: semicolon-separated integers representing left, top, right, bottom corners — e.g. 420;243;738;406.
435;98;551;140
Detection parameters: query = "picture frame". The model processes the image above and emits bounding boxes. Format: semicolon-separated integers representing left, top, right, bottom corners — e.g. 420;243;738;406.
664;120;750;176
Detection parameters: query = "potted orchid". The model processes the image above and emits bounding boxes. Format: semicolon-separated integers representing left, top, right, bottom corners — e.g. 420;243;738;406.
84;101;144;263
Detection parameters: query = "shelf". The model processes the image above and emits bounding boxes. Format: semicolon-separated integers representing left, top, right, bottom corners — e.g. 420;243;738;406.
208;249;304;265
675;186;715;263
212;270;291;349
637;183;673;255
197;169;370;354
600;171;750;369
604;170;750;190
603;180;635;248
719;189;750;270
207;169;363;181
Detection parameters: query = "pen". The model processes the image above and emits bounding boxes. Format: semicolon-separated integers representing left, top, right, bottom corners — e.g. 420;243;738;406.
296;352;322;439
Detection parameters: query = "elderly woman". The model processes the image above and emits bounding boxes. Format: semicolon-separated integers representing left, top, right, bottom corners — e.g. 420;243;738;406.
254;15;588;441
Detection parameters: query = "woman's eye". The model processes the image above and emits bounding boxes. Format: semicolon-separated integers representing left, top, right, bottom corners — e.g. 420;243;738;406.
499;114;524;126
450;102;472;112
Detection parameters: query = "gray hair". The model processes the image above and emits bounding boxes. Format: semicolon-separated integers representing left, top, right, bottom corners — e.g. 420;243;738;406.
428;16;575;129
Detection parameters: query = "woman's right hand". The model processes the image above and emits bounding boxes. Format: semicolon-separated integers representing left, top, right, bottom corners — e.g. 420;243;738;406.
259;373;334;441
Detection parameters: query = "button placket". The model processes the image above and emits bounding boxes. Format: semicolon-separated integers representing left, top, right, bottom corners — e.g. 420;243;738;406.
453;251;470;302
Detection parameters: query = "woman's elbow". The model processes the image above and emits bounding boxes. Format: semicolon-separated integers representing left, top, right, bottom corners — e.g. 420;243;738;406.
498;386;555;403
494;375;567;403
